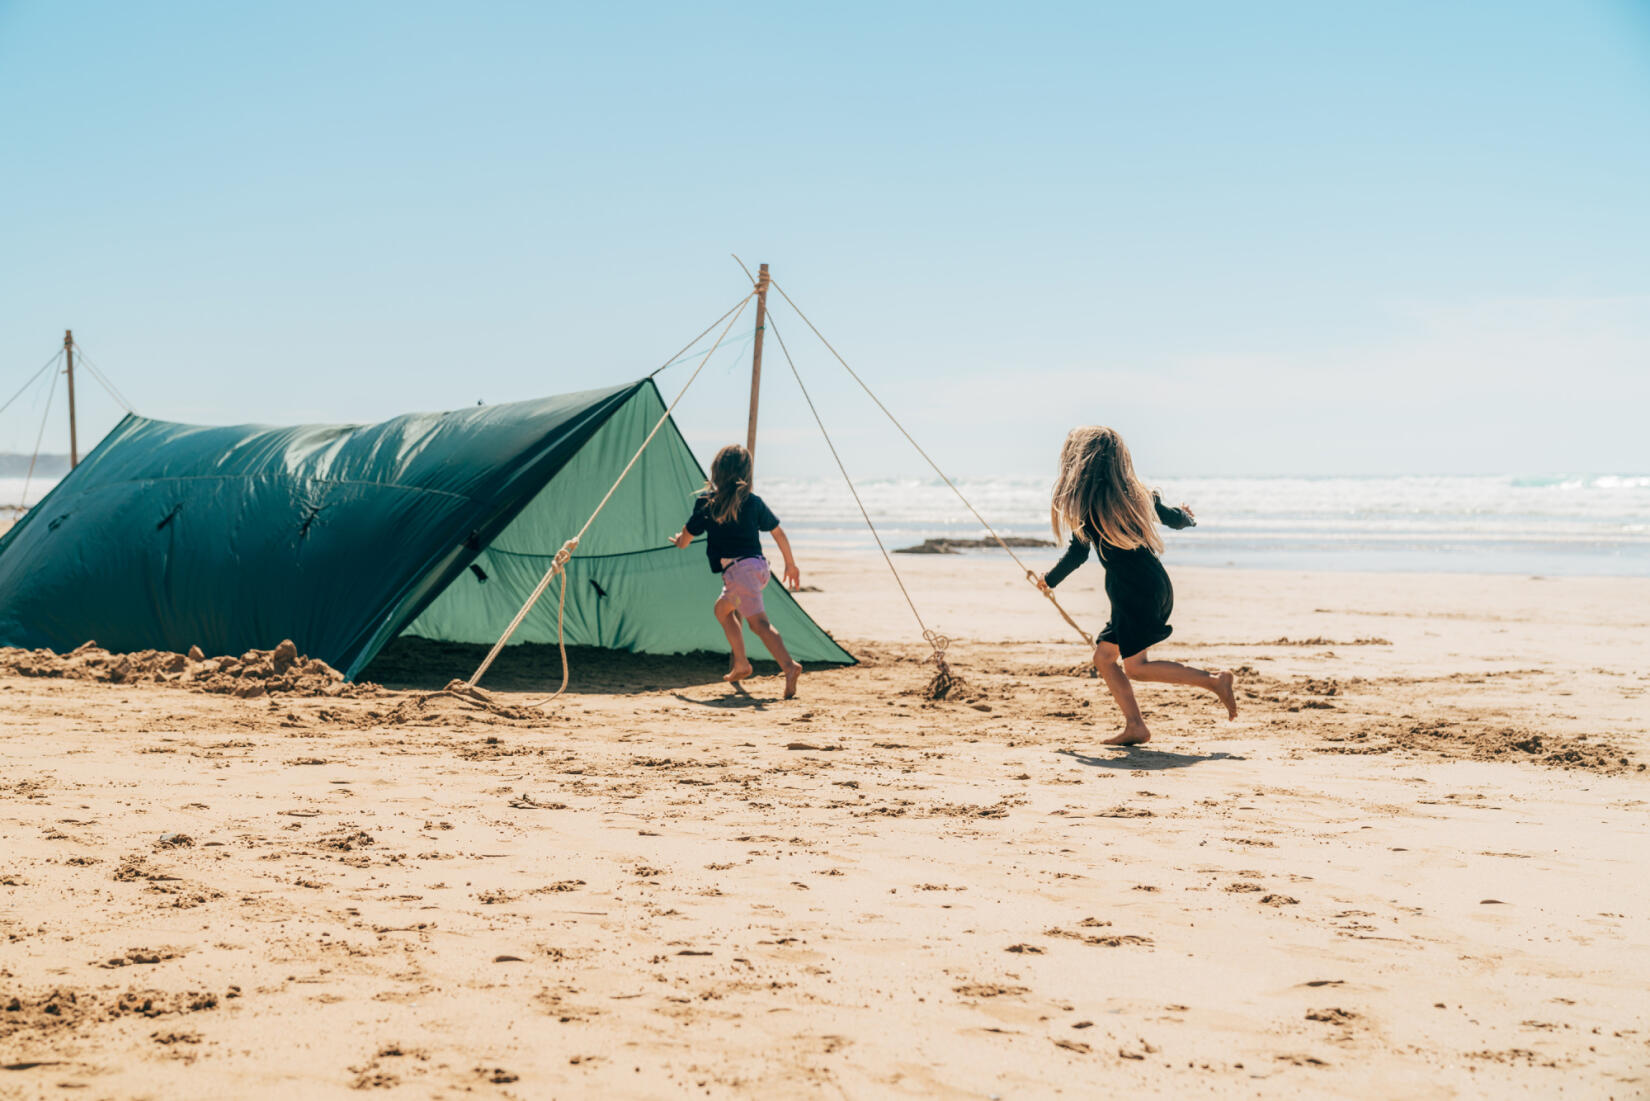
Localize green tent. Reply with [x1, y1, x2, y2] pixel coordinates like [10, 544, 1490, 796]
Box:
[0, 378, 852, 679]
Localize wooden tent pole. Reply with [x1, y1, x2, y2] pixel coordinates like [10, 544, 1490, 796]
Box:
[745, 263, 769, 480]
[64, 330, 78, 469]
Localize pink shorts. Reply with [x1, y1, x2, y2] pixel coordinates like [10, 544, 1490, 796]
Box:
[719, 556, 770, 616]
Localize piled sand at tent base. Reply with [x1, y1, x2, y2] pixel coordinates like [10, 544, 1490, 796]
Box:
[0, 640, 379, 698]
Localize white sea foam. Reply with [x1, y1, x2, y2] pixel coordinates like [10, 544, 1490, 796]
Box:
[0, 477, 56, 517]
[6, 472, 1646, 575]
[759, 473, 1650, 576]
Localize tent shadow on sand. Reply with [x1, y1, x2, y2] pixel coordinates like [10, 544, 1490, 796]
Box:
[362, 636, 786, 695]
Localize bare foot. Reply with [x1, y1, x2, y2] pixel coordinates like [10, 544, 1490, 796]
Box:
[783, 662, 803, 700]
[1214, 670, 1238, 719]
[1103, 721, 1151, 746]
[723, 663, 753, 684]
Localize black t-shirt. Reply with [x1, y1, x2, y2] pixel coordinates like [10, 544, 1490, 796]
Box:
[684, 493, 780, 574]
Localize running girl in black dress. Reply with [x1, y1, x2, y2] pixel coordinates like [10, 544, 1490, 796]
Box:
[1036, 426, 1237, 745]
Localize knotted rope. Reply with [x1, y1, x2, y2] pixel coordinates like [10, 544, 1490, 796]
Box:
[439, 536, 578, 713]
[921, 628, 962, 700]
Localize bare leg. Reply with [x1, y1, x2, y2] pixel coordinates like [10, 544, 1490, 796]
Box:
[715, 597, 752, 683]
[746, 613, 802, 699]
[1093, 642, 1150, 745]
[1122, 651, 1237, 719]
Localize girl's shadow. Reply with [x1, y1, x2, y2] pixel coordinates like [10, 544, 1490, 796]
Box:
[1056, 747, 1242, 772]
[669, 688, 771, 711]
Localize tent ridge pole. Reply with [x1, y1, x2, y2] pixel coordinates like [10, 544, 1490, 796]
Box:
[745, 263, 769, 482]
[64, 330, 78, 468]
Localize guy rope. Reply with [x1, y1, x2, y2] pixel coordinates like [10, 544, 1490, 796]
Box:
[446, 291, 755, 709]
[3, 335, 138, 515]
[764, 312, 960, 697]
[767, 278, 1093, 647]
[451, 264, 1094, 708]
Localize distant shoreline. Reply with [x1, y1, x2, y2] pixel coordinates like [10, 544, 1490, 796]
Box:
[0, 454, 69, 477]
[5, 468, 1646, 577]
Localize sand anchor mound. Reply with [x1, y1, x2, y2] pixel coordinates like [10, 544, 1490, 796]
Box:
[0, 640, 380, 699]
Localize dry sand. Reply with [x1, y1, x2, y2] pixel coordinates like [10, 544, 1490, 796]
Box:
[2, 552, 1647, 1099]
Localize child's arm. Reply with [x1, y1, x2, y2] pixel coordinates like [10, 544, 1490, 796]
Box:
[769, 525, 802, 590]
[1038, 534, 1088, 591]
[1152, 491, 1196, 530]
[672, 497, 709, 548]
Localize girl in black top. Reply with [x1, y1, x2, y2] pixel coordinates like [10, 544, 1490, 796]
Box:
[1037, 427, 1237, 745]
[671, 444, 804, 698]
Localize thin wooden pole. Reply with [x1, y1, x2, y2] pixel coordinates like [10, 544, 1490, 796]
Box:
[745, 263, 769, 479]
[64, 329, 78, 469]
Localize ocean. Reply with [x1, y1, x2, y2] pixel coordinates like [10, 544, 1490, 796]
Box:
[4, 473, 1646, 577]
[759, 473, 1650, 577]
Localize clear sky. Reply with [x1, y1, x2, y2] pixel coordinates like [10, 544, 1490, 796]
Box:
[2, 1, 1647, 479]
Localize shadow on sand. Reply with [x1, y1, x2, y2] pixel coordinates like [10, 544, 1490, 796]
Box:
[667, 688, 780, 712]
[1055, 746, 1243, 772]
[362, 637, 786, 695]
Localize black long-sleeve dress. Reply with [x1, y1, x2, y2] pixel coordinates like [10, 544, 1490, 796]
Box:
[1043, 493, 1195, 658]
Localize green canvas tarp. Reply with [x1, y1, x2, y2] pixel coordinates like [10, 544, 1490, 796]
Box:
[0, 379, 852, 679]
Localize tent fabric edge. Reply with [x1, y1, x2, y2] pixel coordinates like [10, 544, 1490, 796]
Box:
[336, 379, 649, 678]
[0, 411, 142, 560]
[640, 377, 856, 667]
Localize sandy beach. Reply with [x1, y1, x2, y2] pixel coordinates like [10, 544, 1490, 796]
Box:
[2, 552, 1647, 1098]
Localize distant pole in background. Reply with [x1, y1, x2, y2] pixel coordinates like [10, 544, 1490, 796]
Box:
[746, 263, 770, 481]
[64, 329, 78, 469]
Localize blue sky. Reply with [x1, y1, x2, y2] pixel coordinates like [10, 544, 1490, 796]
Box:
[2, 1, 1647, 478]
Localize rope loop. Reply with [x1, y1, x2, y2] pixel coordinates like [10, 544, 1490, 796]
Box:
[921, 628, 951, 662]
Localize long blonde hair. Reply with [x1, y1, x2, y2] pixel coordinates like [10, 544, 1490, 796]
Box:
[1050, 426, 1163, 556]
[704, 444, 753, 525]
